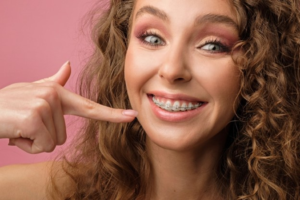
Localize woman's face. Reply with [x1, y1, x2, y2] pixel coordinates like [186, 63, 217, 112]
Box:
[125, 0, 240, 151]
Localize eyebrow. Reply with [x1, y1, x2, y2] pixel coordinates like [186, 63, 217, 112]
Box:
[135, 5, 169, 22]
[135, 5, 238, 31]
[196, 14, 238, 31]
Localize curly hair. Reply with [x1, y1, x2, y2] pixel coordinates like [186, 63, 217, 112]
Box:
[224, 0, 300, 199]
[49, 0, 300, 199]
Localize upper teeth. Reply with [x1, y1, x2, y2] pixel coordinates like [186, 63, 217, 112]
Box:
[152, 96, 203, 112]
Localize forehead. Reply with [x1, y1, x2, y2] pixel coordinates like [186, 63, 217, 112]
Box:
[132, 0, 237, 24]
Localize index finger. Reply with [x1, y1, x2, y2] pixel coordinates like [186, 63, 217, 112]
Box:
[59, 87, 137, 123]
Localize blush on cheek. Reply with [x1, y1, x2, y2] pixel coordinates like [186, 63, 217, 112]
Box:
[126, 43, 163, 78]
[124, 47, 147, 84]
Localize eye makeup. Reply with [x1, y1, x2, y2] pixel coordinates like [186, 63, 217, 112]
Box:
[132, 15, 239, 54]
[137, 30, 166, 48]
[198, 39, 231, 53]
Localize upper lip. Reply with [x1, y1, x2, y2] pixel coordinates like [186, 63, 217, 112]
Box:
[148, 91, 206, 102]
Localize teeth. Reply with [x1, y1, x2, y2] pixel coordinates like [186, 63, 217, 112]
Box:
[187, 102, 193, 110]
[180, 102, 187, 111]
[172, 101, 180, 112]
[166, 100, 171, 109]
[152, 96, 203, 112]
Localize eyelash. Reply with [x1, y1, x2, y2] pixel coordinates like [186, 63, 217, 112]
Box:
[137, 31, 231, 53]
[200, 39, 231, 53]
[137, 30, 165, 47]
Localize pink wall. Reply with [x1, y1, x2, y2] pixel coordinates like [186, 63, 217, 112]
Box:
[0, 1, 100, 166]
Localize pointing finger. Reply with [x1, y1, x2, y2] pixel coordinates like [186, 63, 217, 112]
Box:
[59, 88, 137, 122]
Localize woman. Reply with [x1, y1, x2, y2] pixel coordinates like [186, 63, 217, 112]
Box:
[0, 0, 299, 199]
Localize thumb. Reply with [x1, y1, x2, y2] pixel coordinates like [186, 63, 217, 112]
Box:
[35, 61, 71, 86]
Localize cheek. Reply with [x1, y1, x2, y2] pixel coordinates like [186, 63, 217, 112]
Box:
[212, 64, 240, 114]
[195, 58, 240, 102]
[214, 70, 239, 98]
[124, 48, 136, 88]
[124, 44, 164, 94]
[125, 49, 148, 90]
[219, 63, 240, 99]
[124, 45, 157, 108]
[124, 48, 137, 108]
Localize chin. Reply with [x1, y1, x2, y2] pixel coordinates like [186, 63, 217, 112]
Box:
[142, 123, 230, 153]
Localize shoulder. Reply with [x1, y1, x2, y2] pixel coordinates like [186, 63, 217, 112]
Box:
[0, 161, 71, 200]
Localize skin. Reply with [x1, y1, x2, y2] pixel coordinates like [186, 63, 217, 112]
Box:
[0, 0, 240, 199]
[0, 162, 70, 200]
[0, 61, 137, 153]
[0, 62, 137, 199]
[125, 0, 240, 199]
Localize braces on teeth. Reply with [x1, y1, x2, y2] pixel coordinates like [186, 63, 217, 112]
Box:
[152, 96, 203, 112]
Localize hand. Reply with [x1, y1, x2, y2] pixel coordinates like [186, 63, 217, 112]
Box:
[0, 61, 137, 154]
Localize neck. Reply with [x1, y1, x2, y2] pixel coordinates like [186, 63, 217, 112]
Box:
[145, 133, 227, 200]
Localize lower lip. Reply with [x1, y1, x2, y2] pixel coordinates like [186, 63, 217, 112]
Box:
[148, 95, 207, 122]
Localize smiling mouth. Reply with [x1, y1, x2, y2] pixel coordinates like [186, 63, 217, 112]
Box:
[151, 95, 204, 112]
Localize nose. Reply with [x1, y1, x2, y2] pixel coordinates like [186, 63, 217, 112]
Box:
[158, 47, 192, 84]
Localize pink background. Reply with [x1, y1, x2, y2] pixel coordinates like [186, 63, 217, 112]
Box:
[0, 1, 101, 166]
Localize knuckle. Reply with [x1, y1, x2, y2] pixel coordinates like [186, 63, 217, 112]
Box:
[14, 127, 34, 141]
[43, 81, 58, 88]
[84, 98, 95, 110]
[83, 99, 98, 118]
[32, 140, 56, 153]
[14, 128, 24, 138]
[47, 88, 59, 103]
[39, 84, 59, 100]
[45, 140, 56, 152]
[34, 99, 49, 110]
[31, 143, 44, 154]
[31, 100, 51, 118]
[44, 133, 57, 152]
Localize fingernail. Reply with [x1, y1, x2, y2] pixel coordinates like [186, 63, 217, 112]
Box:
[65, 60, 70, 66]
[122, 110, 138, 117]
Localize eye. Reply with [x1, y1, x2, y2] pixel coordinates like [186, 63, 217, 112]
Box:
[138, 31, 165, 47]
[144, 35, 163, 46]
[199, 40, 230, 53]
[202, 44, 222, 51]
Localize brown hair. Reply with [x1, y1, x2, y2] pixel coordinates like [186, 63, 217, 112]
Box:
[224, 0, 300, 199]
[49, 0, 300, 199]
